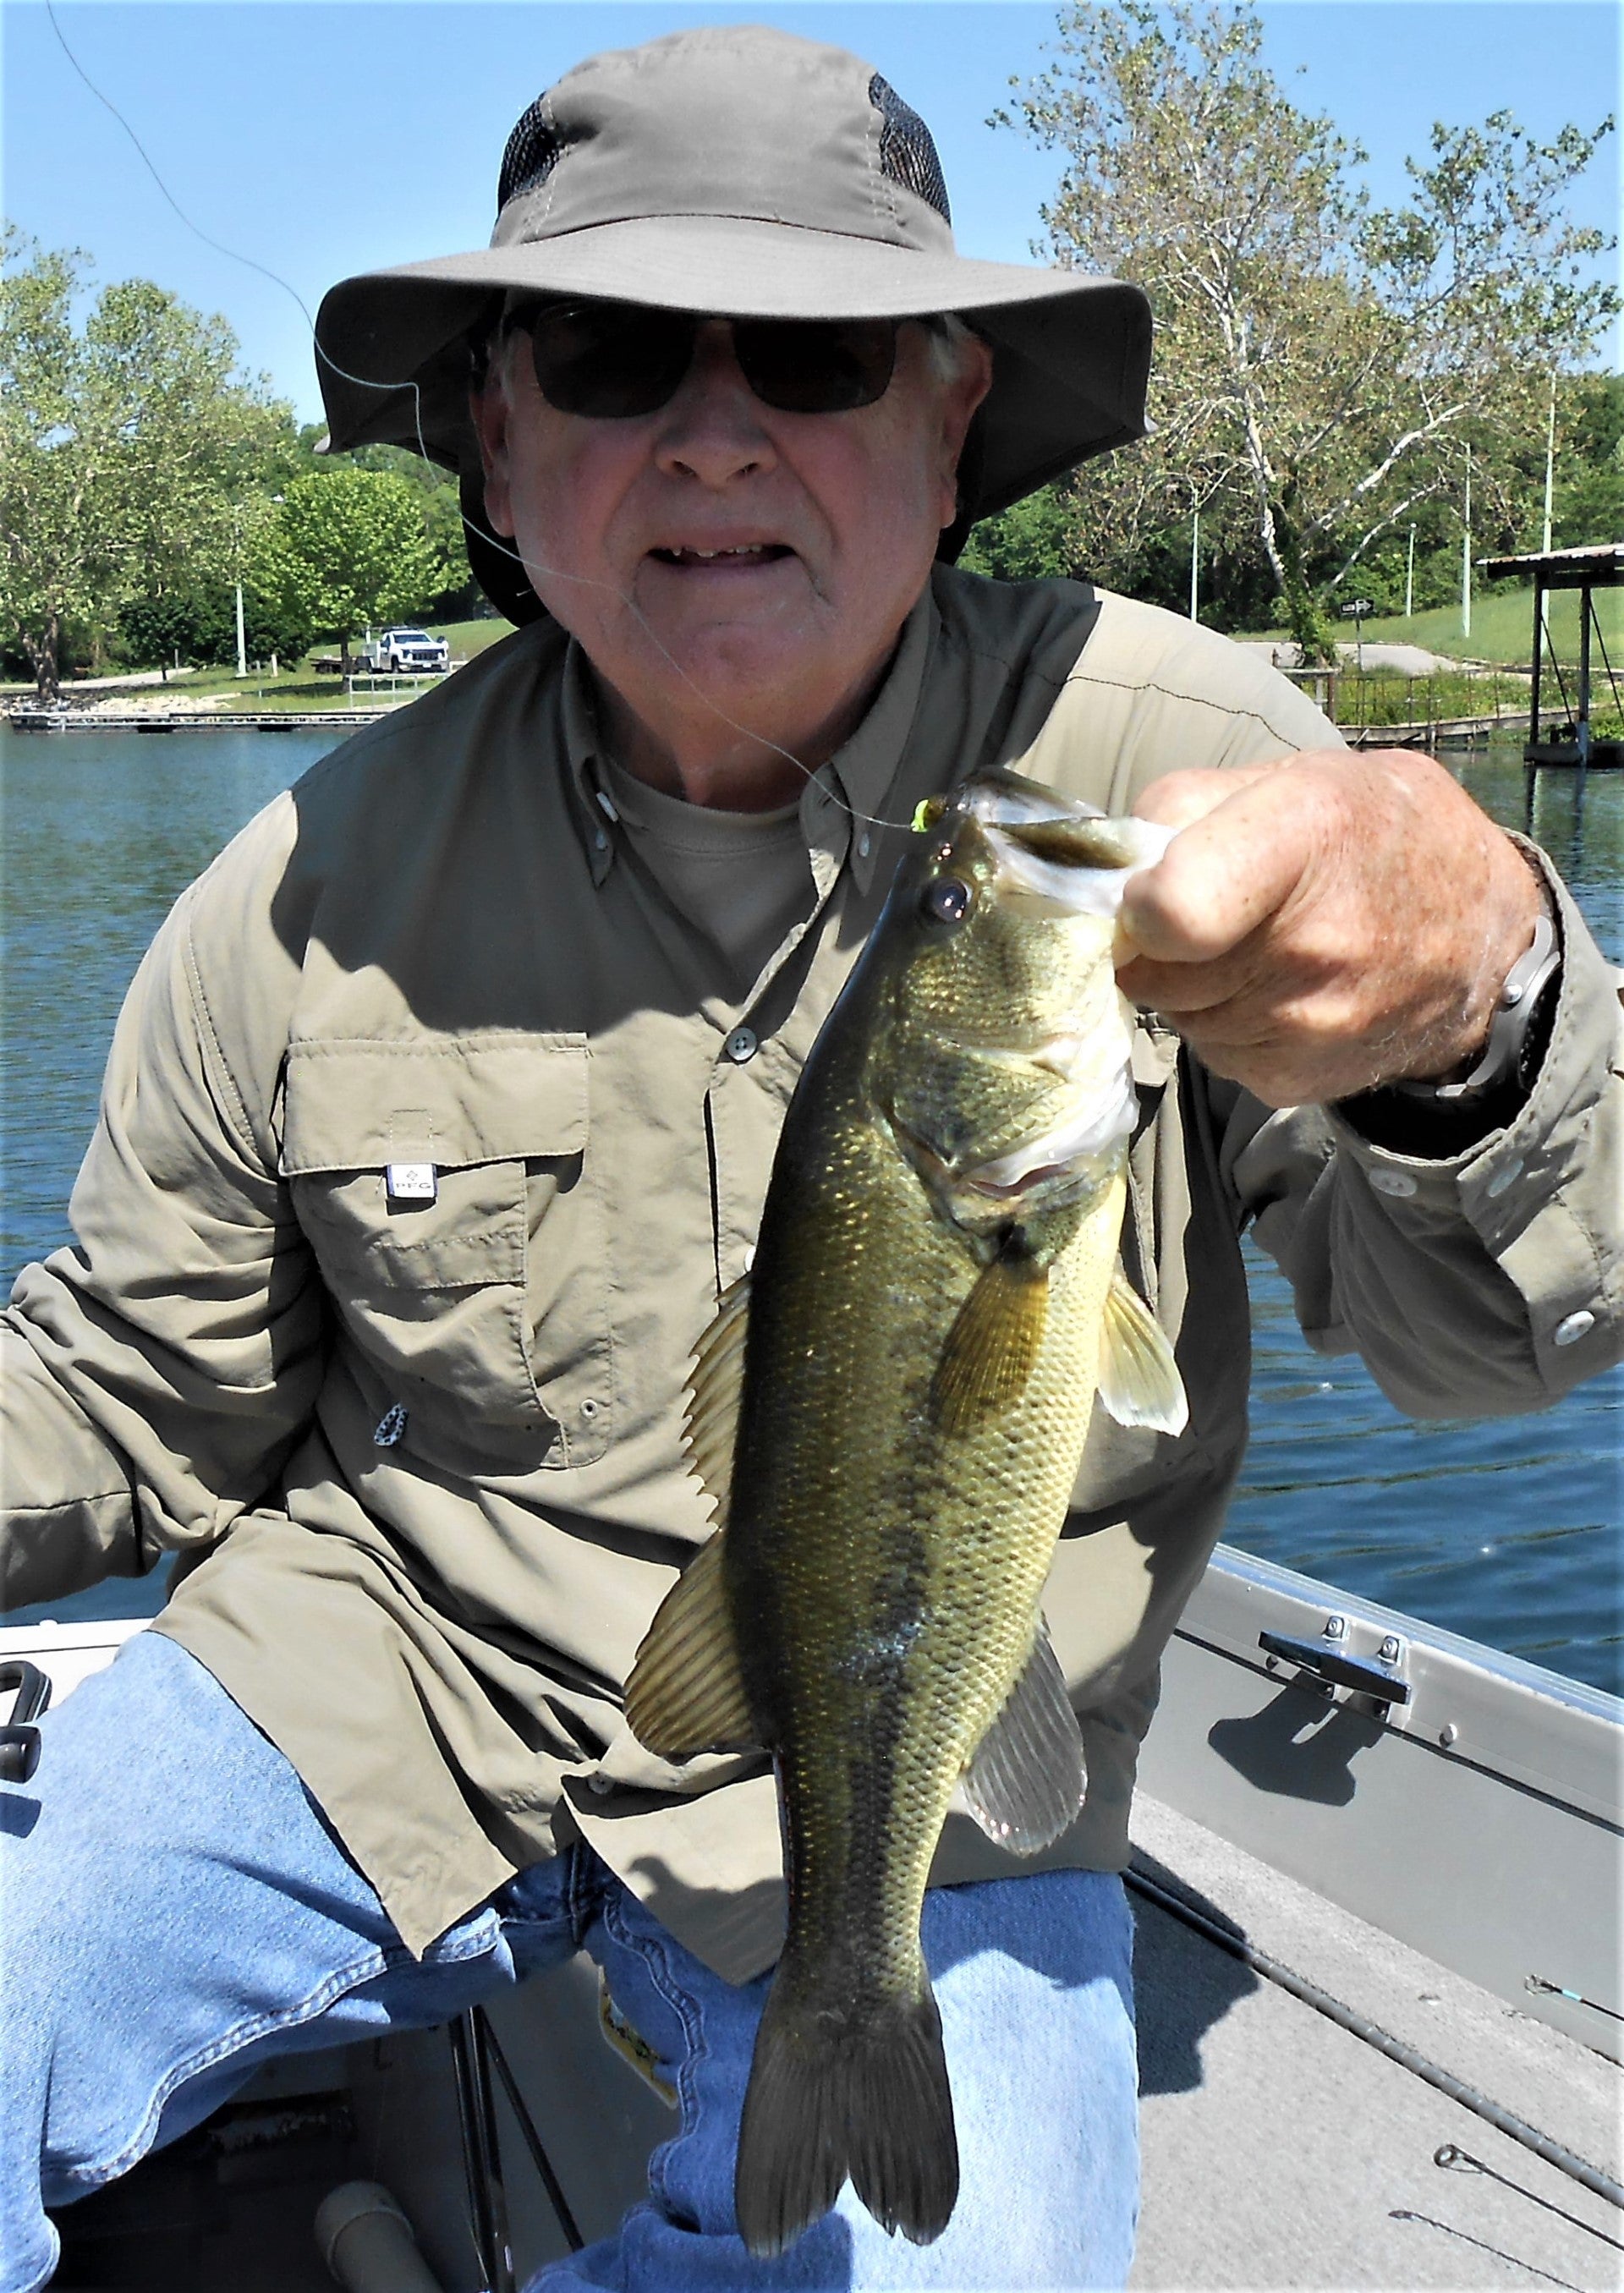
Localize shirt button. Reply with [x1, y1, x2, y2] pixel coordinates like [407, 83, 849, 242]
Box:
[1485, 1158, 1524, 1199]
[724, 1026, 758, 1064]
[1369, 1168, 1418, 1198]
[1553, 1310, 1595, 1347]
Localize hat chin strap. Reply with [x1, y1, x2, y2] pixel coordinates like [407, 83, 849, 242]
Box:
[459, 471, 551, 628]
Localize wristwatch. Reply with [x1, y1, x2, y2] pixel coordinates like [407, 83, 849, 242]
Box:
[1389, 896, 1561, 1107]
[1337, 886, 1562, 1155]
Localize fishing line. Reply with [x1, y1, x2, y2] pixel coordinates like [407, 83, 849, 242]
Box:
[40, 0, 919, 836]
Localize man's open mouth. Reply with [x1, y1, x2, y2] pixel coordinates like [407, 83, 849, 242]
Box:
[648, 544, 795, 568]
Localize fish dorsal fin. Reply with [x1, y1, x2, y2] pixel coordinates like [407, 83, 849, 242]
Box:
[962, 1621, 1085, 1853]
[624, 1531, 758, 1758]
[1097, 1267, 1189, 1435]
[930, 1250, 1048, 1434]
[682, 1270, 752, 1529]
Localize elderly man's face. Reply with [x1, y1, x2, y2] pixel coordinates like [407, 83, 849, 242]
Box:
[472, 315, 991, 804]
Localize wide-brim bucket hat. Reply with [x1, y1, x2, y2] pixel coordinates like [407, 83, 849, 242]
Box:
[315, 24, 1152, 623]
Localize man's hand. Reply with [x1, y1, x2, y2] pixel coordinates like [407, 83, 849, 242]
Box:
[1116, 749, 1545, 1109]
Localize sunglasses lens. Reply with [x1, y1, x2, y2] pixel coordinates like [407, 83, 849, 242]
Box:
[519, 305, 901, 419]
[736, 319, 898, 413]
[527, 304, 694, 419]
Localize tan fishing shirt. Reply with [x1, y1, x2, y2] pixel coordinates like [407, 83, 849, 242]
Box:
[4, 568, 1620, 1980]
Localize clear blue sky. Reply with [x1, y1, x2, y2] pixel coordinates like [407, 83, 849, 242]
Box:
[3, 1, 1618, 425]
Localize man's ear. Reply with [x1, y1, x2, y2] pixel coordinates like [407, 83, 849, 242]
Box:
[935, 333, 995, 533]
[469, 368, 517, 540]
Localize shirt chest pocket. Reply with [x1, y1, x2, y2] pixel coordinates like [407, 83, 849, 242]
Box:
[279, 1035, 615, 1468]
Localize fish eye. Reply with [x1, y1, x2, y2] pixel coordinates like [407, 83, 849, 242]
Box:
[920, 876, 971, 926]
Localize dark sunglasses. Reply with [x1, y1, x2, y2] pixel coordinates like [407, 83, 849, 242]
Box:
[510, 300, 903, 420]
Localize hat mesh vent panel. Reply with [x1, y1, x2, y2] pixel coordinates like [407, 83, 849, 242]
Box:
[498, 99, 569, 212]
[867, 74, 952, 227]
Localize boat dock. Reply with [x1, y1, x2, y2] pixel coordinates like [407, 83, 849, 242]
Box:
[7, 709, 393, 734]
[1343, 710, 1529, 751]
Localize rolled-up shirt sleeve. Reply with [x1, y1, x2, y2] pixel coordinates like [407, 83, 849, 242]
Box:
[2, 798, 323, 1610]
[1219, 849, 1622, 1419]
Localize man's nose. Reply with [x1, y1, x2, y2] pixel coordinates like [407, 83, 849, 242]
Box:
[653, 322, 777, 485]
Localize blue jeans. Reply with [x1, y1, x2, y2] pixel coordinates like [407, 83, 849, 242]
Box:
[0, 1632, 1138, 2291]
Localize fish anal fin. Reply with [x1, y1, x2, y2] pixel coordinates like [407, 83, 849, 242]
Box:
[962, 1621, 1085, 1855]
[625, 1533, 757, 1759]
[930, 1252, 1048, 1434]
[682, 1270, 751, 1529]
[1097, 1267, 1188, 1435]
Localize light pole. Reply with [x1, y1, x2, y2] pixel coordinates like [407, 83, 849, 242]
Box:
[1189, 498, 1200, 623]
[1460, 445, 1473, 644]
[1404, 524, 1416, 623]
[231, 502, 247, 678]
[1539, 372, 1556, 672]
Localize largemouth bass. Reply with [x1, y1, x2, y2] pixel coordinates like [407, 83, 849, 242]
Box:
[625, 769, 1188, 2256]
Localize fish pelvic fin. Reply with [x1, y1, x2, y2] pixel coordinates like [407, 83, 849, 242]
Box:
[735, 1969, 958, 2257]
[962, 1619, 1086, 1854]
[930, 1242, 1048, 1434]
[1097, 1266, 1189, 1435]
[682, 1270, 752, 1529]
[624, 1532, 758, 1758]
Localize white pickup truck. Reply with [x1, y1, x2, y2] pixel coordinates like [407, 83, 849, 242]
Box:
[360, 627, 452, 675]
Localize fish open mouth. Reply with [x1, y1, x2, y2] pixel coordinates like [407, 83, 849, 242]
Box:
[962, 1078, 1140, 1196]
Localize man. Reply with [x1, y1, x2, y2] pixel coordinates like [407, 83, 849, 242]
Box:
[3, 25, 1618, 2292]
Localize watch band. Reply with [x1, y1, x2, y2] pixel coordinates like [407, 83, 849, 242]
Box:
[1391, 901, 1561, 1105]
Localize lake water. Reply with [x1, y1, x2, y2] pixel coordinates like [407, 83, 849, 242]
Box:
[2, 727, 1619, 1692]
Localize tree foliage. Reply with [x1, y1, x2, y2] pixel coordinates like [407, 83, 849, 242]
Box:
[993, 2, 1617, 650]
[250, 467, 447, 670]
[0, 232, 288, 698]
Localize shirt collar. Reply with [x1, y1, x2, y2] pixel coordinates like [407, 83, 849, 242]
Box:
[799, 586, 936, 897]
[560, 584, 939, 897]
[561, 650, 619, 886]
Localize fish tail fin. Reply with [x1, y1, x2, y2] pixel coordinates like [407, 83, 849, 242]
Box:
[734, 1968, 958, 2257]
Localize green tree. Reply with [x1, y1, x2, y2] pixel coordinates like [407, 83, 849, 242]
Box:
[996, 3, 1617, 654]
[0, 233, 288, 699]
[1552, 374, 1624, 546]
[251, 467, 447, 673]
[959, 483, 1091, 583]
[272, 423, 480, 621]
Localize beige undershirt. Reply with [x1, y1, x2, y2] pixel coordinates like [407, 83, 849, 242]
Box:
[597, 751, 816, 1001]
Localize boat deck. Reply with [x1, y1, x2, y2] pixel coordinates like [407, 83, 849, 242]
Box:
[1130, 1797, 1620, 2292]
[47, 1788, 1621, 2291]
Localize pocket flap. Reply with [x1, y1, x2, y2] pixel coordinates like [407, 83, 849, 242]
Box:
[280, 1034, 588, 1176]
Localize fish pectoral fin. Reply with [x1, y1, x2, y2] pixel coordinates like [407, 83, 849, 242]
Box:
[1096, 1267, 1189, 1435]
[682, 1270, 751, 1529]
[624, 1532, 758, 1759]
[929, 1248, 1048, 1434]
[961, 1621, 1085, 1855]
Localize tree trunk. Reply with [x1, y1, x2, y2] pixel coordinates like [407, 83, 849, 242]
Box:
[1273, 493, 1338, 668]
[25, 614, 62, 705]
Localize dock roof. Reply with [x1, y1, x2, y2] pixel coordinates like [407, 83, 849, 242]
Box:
[1478, 541, 1624, 590]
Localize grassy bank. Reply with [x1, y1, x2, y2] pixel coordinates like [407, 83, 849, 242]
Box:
[1240, 581, 1623, 667]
